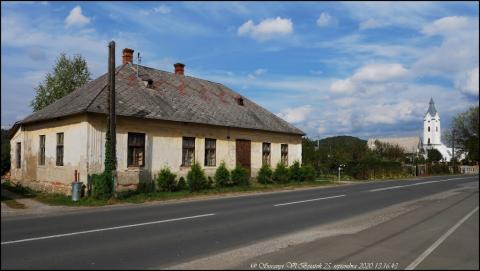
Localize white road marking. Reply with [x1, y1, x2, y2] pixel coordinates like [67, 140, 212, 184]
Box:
[405, 206, 479, 270]
[274, 195, 346, 207]
[1, 213, 215, 245]
[368, 177, 475, 193]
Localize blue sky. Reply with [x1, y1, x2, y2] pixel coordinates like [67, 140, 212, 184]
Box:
[1, 1, 478, 140]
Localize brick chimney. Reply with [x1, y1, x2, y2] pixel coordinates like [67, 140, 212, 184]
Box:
[174, 63, 185, 75]
[122, 48, 134, 64]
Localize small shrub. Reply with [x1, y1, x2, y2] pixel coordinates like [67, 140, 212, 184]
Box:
[300, 165, 316, 182]
[231, 165, 250, 186]
[289, 161, 302, 182]
[257, 164, 273, 184]
[92, 172, 113, 199]
[273, 162, 289, 184]
[177, 176, 188, 191]
[187, 163, 208, 192]
[207, 176, 214, 189]
[156, 167, 177, 192]
[214, 161, 231, 187]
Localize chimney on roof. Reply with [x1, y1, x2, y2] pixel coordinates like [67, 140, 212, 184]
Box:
[122, 48, 134, 64]
[174, 63, 185, 75]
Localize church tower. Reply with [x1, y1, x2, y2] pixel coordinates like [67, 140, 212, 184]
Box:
[423, 98, 441, 146]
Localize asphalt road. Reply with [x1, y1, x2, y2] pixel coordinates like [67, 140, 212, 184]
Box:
[1, 175, 478, 270]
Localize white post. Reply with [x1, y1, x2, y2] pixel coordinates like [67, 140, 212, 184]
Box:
[338, 167, 341, 182]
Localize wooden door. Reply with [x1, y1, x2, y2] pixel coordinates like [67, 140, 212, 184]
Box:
[236, 139, 251, 176]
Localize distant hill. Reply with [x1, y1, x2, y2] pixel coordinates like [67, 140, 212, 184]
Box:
[316, 135, 367, 149]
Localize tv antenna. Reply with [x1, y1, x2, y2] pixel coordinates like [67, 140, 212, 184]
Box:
[137, 52, 142, 77]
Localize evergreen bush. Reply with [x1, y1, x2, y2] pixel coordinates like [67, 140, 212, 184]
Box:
[289, 161, 302, 182]
[156, 167, 177, 192]
[257, 164, 273, 184]
[207, 176, 214, 189]
[92, 172, 112, 199]
[300, 164, 316, 182]
[231, 165, 250, 186]
[214, 161, 231, 187]
[177, 176, 188, 191]
[186, 163, 208, 192]
[272, 162, 289, 183]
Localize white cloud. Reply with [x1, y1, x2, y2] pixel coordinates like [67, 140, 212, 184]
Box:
[334, 97, 355, 107]
[141, 5, 171, 15]
[254, 68, 267, 76]
[237, 17, 293, 41]
[352, 63, 409, 82]
[342, 2, 443, 30]
[413, 16, 479, 98]
[316, 12, 332, 27]
[422, 16, 470, 36]
[153, 5, 171, 14]
[330, 63, 409, 93]
[455, 67, 479, 96]
[276, 105, 313, 123]
[65, 6, 91, 28]
[331, 79, 354, 94]
[359, 18, 386, 30]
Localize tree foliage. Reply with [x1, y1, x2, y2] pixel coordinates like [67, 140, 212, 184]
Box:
[302, 136, 370, 175]
[372, 140, 406, 162]
[427, 148, 443, 162]
[444, 106, 479, 163]
[1, 129, 10, 176]
[31, 53, 91, 112]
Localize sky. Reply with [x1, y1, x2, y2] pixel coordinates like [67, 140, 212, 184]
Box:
[1, 1, 479, 140]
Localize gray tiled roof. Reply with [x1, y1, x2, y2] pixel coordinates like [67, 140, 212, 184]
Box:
[425, 98, 437, 117]
[19, 64, 305, 135]
[367, 136, 422, 154]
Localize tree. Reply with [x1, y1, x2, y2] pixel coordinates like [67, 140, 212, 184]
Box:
[31, 53, 91, 112]
[1, 129, 10, 176]
[373, 140, 406, 162]
[444, 106, 479, 163]
[427, 148, 443, 162]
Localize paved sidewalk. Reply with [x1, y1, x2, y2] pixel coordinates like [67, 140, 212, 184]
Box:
[1, 188, 78, 218]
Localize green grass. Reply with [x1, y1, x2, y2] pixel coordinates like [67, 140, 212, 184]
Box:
[2, 179, 335, 207]
[34, 193, 117, 207]
[1, 195, 27, 209]
[118, 179, 336, 204]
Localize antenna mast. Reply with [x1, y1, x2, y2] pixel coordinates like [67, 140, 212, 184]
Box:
[137, 52, 141, 77]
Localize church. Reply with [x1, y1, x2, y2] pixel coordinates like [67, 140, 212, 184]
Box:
[422, 98, 453, 161]
[368, 98, 453, 161]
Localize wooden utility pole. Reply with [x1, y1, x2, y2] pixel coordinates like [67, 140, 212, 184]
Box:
[107, 41, 117, 198]
[452, 130, 455, 173]
[108, 41, 117, 169]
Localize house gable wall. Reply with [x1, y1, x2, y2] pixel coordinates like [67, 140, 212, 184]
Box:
[10, 115, 88, 194]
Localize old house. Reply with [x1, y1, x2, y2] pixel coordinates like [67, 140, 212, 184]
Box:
[9, 48, 304, 194]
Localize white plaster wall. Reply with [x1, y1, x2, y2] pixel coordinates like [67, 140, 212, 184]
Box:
[9, 115, 89, 188]
[86, 114, 302, 183]
[10, 128, 24, 181]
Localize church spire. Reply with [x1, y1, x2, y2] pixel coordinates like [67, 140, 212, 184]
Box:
[426, 97, 437, 117]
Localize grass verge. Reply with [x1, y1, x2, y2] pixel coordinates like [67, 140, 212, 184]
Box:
[2, 179, 335, 207]
[1, 194, 27, 209]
